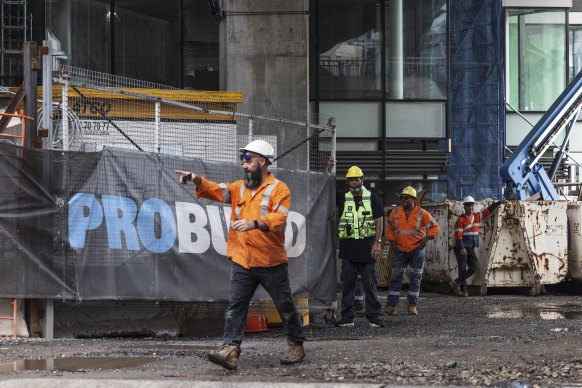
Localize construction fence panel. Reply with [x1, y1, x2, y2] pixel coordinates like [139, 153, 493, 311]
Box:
[0, 143, 337, 305]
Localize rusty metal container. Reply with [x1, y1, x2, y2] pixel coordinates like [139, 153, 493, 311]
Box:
[423, 200, 568, 295]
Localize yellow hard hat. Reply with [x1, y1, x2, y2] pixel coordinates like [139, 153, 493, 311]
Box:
[401, 186, 417, 198]
[346, 165, 364, 178]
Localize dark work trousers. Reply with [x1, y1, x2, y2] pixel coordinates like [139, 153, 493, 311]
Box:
[354, 264, 378, 309]
[454, 246, 479, 290]
[223, 262, 306, 346]
[340, 260, 381, 321]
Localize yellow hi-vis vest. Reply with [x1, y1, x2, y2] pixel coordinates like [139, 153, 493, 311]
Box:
[338, 190, 376, 239]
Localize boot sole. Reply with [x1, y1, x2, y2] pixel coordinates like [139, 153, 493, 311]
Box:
[280, 354, 306, 365]
[208, 353, 237, 370]
[334, 323, 354, 327]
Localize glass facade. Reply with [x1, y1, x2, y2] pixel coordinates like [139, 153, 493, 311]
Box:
[182, 0, 219, 90]
[317, 0, 382, 99]
[385, 0, 447, 100]
[113, 0, 180, 86]
[506, 9, 567, 111]
[312, 0, 449, 203]
[45, 0, 219, 89]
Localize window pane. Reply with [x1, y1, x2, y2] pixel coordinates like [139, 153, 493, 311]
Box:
[384, 180, 447, 206]
[319, 102, 381, 137]
[385, 0, 447, 100]
[46, 0, 111, 73]
[183, 0, 219, 90]
[114, 0, 181, 86]
[317, 0, 382, 99]
[386, 102, 445, 138]
[507, 9, 566, 111]
[569, 11, 582, 81]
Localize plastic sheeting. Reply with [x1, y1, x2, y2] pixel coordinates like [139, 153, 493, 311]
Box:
[0, 143, 336, 304]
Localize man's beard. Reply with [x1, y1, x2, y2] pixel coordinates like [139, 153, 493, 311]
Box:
[349, 185, 363, 194]
[402, 201, 414, 210]
[245, 168, 262, 189]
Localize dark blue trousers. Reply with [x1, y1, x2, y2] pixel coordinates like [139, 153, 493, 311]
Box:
[223, 262, 306, 346]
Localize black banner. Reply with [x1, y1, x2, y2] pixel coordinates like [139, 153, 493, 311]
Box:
[0, 143, 336, 303]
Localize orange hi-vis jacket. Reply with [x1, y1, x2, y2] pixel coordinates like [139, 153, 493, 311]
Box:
[386, 204, 440, 253]
[195, 173, 290, 269]
[454, 208, 491, 249]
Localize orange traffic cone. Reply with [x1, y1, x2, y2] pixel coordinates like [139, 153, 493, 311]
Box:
[245, 308, 269, 333]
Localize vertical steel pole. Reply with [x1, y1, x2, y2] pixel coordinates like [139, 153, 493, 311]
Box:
[248, 116, 254, 144]
[42, 41, 53, 149]
[61, 79, 69, 151]
[155, 100, 161, 153]
[23, 41, 38, 148]
[43, 300, 54, 340]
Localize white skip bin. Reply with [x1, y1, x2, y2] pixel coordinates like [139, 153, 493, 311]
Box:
[423, 200, 568, 295]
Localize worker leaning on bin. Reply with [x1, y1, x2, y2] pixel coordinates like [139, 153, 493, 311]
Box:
[384, 186, 440, 316]
[450, 196, 506, 297]
[175, 139, 306, 371]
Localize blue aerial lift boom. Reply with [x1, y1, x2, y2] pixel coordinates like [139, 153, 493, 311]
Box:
[500, 70, 582, 200]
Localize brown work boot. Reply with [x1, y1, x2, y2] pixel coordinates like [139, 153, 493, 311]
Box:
[407, 304, 418, 315]
[355, 306, 366, 317]
[208, 344, 240, 370]
[280, 340, 305, 365]
[462, 290, 469, 298]
[449, 279, 463, 296]
[383, 305, 396, 316]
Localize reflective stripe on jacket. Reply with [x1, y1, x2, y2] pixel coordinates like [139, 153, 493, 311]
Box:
[386, 204, 440, 252]
[195, 173, 289, 269]
[338, 190, 376, 239]
[454, 208, 491, 249]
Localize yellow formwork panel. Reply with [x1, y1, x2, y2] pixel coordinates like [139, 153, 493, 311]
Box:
[8, 87, 243, 122]
[258, 298, 309, 327]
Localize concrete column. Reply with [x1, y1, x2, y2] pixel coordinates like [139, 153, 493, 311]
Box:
[220, 0, 309, 170]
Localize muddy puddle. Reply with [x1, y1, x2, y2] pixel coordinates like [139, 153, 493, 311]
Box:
[487, 304, 582, 320]
[125, 344, 215, 351]
[0, 357, 158, 373]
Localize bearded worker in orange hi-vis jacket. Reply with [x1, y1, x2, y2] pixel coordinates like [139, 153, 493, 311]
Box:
[383, 186, 440, 316]
[176, 139, 305, 371]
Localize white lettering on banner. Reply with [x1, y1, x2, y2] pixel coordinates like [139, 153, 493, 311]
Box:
[207, 205, 228, 256]
[175, 202, 211, 254]
[285, 211, 306, 257]
[68, 193, 307, 257]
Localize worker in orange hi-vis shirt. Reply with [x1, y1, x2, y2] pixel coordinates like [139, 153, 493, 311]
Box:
[384, 186, 440, 316]
[450, 196, 506, 297]
[176, 139, 305, 371]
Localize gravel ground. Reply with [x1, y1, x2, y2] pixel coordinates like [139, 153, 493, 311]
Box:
[1, 291, 582, 387]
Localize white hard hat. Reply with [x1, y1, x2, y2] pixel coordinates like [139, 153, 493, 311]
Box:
[239, 140, 275, 161]
[463, 196, 475, 205]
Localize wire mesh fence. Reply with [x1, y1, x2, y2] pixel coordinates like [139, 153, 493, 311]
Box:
[39, 65, 338, 312]
[49, 65, 335, 172]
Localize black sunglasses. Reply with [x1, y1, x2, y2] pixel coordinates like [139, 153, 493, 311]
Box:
[400, 196, 412, 201]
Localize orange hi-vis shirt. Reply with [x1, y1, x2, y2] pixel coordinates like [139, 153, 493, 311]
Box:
[454, 208, 491, 249]
[386, 204, 440, 253]
[195, 173, 290, 269]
